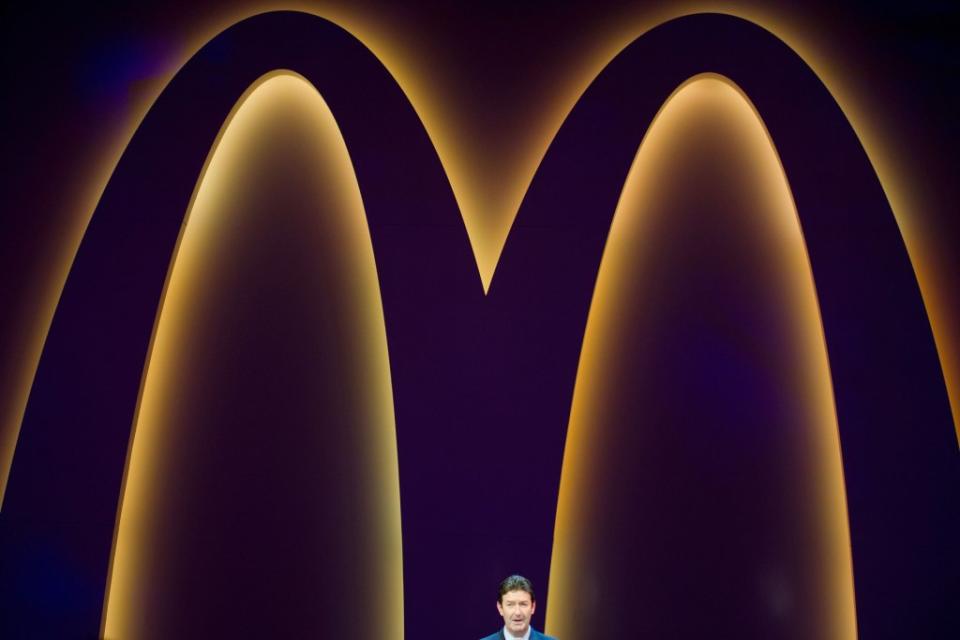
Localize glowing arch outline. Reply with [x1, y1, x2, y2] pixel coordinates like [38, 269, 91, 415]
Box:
[0, 11, 955, 638]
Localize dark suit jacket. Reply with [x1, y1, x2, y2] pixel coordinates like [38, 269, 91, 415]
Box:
[479, 628, 556, 640]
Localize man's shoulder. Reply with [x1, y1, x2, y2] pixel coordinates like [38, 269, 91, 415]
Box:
[478, 630, 557, 640]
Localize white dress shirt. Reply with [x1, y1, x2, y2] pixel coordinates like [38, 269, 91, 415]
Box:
[503, 625, 532, 640]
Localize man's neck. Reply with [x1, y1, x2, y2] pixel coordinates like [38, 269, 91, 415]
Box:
[503, 625, 531, 640]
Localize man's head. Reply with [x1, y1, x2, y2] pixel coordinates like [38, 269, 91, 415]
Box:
[496, 575, 536, 638]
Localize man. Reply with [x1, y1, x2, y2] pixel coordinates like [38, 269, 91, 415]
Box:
[480, 574, 557, 640]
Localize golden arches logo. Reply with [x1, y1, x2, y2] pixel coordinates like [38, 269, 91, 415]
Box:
[0, 11, 956, 639]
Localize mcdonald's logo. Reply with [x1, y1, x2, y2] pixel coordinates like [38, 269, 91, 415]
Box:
[1, 10, 957, 639]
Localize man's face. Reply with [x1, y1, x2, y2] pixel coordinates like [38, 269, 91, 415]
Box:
[497, 589, 536, 637]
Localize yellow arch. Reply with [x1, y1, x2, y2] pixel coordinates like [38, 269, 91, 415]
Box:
[102, 73, 402, 638]
[549, 74, 855, 639]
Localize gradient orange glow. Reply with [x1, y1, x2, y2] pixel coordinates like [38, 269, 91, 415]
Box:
[101, 73, 402, 637]
[547, 75, 856, 638]
[3, 2, 955, 513]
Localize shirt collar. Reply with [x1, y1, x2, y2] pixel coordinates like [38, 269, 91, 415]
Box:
[503, 625, 532, 640]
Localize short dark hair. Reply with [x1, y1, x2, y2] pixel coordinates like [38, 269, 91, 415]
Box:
[498, 574, 535, 603]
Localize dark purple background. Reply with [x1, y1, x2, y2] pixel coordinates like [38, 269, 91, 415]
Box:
[1, 3, 958, 639]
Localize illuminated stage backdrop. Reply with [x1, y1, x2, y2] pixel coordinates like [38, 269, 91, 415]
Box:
[1, 9, 957, 640]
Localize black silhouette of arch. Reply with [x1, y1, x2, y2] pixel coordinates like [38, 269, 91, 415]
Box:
[0, 11, 955, 638]
[494, 14, 958, 638]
